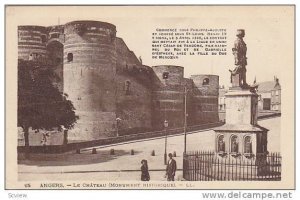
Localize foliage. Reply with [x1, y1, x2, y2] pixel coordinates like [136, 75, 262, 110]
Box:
[18, 59, 78, 138]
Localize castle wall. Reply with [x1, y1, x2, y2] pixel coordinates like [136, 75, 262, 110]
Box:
[152, 65, 185, 129]
[183, 78, 196, 126]
[63, 21, 118, 140]
[18, 26, 47, 60]
[190, 75, 219, 124]
[46, 40, 64, 92]
[115, 38, 153, 134]
[17, 21, 221, 142]
[46, 25, 65, 92]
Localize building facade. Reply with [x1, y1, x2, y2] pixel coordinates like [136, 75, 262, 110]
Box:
[257, 77, 281, 112]
[18, 20, 219, 142]
[218, 86, 227, 122]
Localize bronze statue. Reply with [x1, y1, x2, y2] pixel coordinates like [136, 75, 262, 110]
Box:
[229, 29, 248, 88]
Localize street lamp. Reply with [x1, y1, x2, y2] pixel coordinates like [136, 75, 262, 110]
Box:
[184, 86, 187, 154]
[164, 119, 168, 165]
[116, 117, 122, 137]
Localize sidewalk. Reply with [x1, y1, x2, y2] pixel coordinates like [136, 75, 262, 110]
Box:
[19, 170, 183, 181]
[18, 117, 280, 181]
[18, 130, 206, 181]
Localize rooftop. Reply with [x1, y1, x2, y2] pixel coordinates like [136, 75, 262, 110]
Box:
[214, 124, 269, 132]
[257, 80, 280, 93]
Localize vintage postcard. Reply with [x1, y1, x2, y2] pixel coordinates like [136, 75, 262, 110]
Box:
[5, 5, 295, 189]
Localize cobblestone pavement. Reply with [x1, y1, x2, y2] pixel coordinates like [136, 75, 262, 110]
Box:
[18, 117, 280, 181]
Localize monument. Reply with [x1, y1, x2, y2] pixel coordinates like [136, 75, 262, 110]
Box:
[182, 29, 280, 181]
[229, 29, 249, 89]
[214, 29, 268, 158]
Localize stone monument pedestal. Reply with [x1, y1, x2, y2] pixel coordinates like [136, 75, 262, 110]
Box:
[214, 29, 268, 158]
[214, 88, 268, 158]
[231, 74, 241, 88]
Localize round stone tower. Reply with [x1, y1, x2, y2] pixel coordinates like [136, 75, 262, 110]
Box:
[152, 65, 185, 129]
[190, 74, 219, 124]
[18, 26, 47, 60]
[63, 20, 117, 140]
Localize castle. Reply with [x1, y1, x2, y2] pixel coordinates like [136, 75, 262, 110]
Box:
[18, 20, 219, 141]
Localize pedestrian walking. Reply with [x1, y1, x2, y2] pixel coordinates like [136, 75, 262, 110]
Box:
[165, 153, 177, 181]
[141, 159, 150, 181]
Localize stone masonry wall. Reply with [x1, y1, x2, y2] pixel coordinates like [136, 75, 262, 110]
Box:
[115, 38, 153, 134]
[63, 21, 117, 140]
[18, 26, 47, 60]
[190, 75, 219, 124]
[17, 21, 220, 142]
[152, 65, 185, 129]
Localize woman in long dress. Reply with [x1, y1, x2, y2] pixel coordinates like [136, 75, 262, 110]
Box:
[141, 159, 150, 181]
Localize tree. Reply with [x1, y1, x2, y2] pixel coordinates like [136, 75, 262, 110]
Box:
[18, 59, 78, 155]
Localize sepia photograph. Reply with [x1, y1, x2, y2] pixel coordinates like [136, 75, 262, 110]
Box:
[5, 5, 295, 190]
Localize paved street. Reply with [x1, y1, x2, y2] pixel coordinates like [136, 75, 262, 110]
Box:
[18, 117, 280, 181]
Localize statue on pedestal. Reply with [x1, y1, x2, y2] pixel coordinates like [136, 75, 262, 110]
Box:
[229, 29, 248, 88]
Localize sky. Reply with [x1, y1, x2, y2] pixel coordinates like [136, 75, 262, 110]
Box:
[8, 6, 294, 87]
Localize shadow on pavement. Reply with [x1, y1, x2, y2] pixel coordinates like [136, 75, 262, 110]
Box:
[18, 149, 142, 166]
